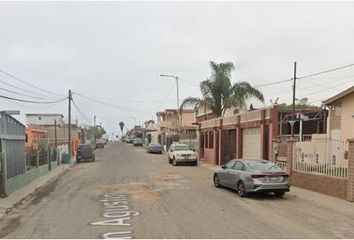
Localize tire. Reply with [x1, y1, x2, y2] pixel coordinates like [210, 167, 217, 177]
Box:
[92, 155, 95, 162]
[213, 174, 220, 188]
[172, 158, 177, 166]
[168, 155, 172, 164]
[76, 159, 80, 164]
[194, 161, 198, 166]
[237, 181, 247, 197]
[274, 191, 285, 197]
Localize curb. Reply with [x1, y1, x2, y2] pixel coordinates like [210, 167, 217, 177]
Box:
[0, 164, 72, 220]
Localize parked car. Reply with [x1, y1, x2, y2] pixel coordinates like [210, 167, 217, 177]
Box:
[133, 138, 143, 146]
[95, 141, 105, 149]
[147, 143, 162, 154]
[126, 138, 134, 144]
[213, 159, 290, 197]
[76, 144, 95, 163]
[167, 143, 197, 166]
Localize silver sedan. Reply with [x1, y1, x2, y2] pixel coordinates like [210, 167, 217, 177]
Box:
[213, 159, 290, 197]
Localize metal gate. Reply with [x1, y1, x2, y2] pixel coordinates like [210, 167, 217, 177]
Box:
[0, 112, 26, 195]
[222, 129, 236, 165]
[242, 128, 261, 160]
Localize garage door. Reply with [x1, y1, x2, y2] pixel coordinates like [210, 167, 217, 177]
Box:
[242, 128, 261, 160]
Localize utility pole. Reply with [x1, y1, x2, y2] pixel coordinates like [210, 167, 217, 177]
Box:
[94, 115, 96, 127]
[68, 89, 72, 165]
[291, 62, 297, 139]
[160, 74, 180, 135]
[54, 119, 57, 148]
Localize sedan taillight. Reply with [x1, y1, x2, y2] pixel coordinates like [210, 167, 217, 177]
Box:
[251, 174, 266, 178]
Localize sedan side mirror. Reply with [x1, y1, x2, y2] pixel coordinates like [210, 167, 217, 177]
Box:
[221, 165, 226, 169]
[170, 149, 173, 152]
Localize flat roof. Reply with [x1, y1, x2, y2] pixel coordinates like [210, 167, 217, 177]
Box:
[323, 85, 354, 105]
[26, 113, 64, 117]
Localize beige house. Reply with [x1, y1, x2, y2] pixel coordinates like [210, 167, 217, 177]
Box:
[151, 109, 197, 149]
[323, 86, 354, 142]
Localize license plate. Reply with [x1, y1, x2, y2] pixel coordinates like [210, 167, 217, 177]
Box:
[270, 177, 280, 181]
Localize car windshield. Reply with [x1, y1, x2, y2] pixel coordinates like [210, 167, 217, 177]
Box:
[150, 144, 161, 147]
[174, 145, 190, 151]
[135, 139, 142, 142]
[247, 161, 281, 171]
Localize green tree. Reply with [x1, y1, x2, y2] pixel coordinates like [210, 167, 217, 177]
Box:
[180, 61, 264, 117]
[87, 126, 106, 140]
[119, 121, 124, 136]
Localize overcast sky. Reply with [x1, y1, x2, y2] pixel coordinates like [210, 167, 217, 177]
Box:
[1, 1, 354, 137]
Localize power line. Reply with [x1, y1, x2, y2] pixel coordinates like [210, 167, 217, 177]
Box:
[72, 99, 92, 124]
[0, 97, 67, 109]
[252, 63, 354, 89]
[73, 92, 155, 114]
[298, 78, 354, 98]
[71, 93, 176, 104]
[0, 79, 62, 100]
[298, 63, 354, 80]
[300, 74, 354, 80]
[0, 86, 62, 100]
[0, 68, 66, 98]
[0, 94, 67, 104]
[157, 81, 176, 112]
[179, 78, 200, 88]
[254, 78, 293, 88]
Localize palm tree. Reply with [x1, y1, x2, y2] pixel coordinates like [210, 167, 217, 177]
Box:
[180, 61, 264, 117]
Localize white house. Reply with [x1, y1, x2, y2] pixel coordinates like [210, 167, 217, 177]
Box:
[26, 113, 64, 126]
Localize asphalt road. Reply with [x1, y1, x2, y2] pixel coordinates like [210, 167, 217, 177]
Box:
[2, 142, 354, 238]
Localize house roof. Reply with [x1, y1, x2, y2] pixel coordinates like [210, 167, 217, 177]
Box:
[323, 86, 354, 105]
[26, 113, 64, 117]
[157, 109, 195, 116]
[26, 127, 47, 133]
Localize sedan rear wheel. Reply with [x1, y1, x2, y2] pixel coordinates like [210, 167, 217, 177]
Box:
[213, 174, 220, 188]
[237, 181, 247, 197]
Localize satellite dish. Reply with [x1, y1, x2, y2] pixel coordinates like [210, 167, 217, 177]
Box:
[270, 97, 279, 106]
[274, 97, 279, 105]
[299, 97, 308, 105]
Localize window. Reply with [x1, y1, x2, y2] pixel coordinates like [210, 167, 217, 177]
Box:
[175, 145, 190, 151]
[25, 134, 28, 143]
[225, 160, 236, 169]
[247, 161, 280, 171]
[38, 116, 42, 120]
[205, 132, 209, 149]
[209, 131, 214, 148]
[233, 161, 245, 171]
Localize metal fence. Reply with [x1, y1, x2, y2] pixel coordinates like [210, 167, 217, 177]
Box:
[0, 112, 26, 178]
[293, 138, 349, 178]
[276, 160, 288, 172]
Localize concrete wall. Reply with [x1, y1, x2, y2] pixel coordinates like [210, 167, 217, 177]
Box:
[341, 93, 354, 142]
[291, 171, 347, 199]
[26, 115, 63, 125]
[6, 164, 50, 194]
[203, 148, 215, 165]
[181, 111, 196, 127]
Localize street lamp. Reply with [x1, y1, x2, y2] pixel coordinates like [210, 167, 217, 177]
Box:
[160, 74, 180, 135]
